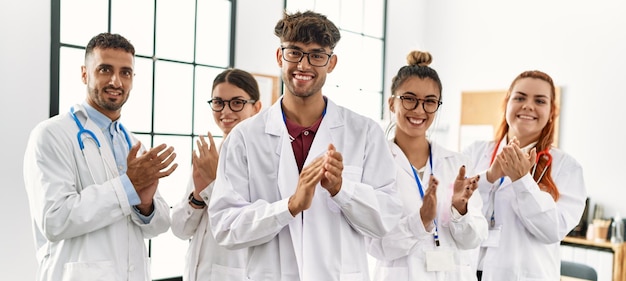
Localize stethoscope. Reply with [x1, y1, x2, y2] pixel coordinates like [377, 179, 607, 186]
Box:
[70, 106, 132, 151]
[409, 142, 440, 246]
[70, 106, 133, 183]
[485, 139, 552, 228]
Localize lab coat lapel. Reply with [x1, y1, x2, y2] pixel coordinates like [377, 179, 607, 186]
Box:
[389, 141, 422, 208]
[266, 99, 304, 275]
[266, 98, 300, 200]
[301, 100, 342, 280]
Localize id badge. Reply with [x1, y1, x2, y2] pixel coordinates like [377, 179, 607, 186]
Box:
[425, 250, 455, 272]
[482, 225, 502, 247]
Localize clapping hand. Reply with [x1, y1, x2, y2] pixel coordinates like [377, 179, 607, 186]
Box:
[451, 165, 479, 215]
[127, 141, 178, 215]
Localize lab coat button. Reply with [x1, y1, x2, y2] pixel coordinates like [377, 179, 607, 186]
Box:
[129, 265, 135, 271]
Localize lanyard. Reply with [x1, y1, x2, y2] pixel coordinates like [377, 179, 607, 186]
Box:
[410, 143, 439, 246]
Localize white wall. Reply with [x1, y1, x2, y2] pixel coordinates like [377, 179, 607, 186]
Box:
[3, 0, 625, 278]
[0, 0, 49, 279]
[417, 0, 626, 219]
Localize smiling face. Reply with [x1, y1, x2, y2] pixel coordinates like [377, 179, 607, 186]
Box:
[82, 47, 134, 121]
[389, 77, 441, 140]
[211, 82, 261, 135]
[505, 77, 553, 146]
[277, 42, 336, 100]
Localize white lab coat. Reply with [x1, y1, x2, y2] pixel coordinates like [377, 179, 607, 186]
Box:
[23, 104, 170, 281]
[208, 97, 403, 281]
[463, 139, 587, 281]
[367, 141, 487, 281]
[171, 176, 247, 281]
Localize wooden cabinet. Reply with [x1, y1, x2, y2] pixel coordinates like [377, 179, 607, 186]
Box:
[561, 236, 626, 281]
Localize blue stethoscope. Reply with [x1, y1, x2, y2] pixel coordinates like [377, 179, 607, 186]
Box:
[70, 106, 132, 151]
[410, 143, 440, 246]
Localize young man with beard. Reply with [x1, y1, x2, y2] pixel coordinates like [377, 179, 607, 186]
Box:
[23, 32, 178, 281]
[208, 11, 402, 281]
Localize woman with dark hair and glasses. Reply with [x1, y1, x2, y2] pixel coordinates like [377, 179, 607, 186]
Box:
[367, 50, 487, 281]
[171, 68, 261, 281]
[463, 70, 587, 281]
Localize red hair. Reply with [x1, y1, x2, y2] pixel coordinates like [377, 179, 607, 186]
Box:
[494, 70, 560, 201]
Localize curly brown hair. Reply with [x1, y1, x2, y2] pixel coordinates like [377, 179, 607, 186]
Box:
[274, 11, 341, 50]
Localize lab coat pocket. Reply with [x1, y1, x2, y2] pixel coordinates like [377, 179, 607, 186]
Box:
[340, 271, 366, 281]
[372, 266, 408, 281]
[62, 261, 115, 281]
[211, 264, 247, 280]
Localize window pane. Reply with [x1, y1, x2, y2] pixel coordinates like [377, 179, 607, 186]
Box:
[153, 61, 193, 134]
[363, 0, 385, 37]
[121, 57, 153, 133]
[60, 0, 108, 46]
[361, 36, 384, 92]
[111, 0, 155, 57]
[193, 66, 224, 136]
[155, 1, 195, 62]
[339, 0, 363, 33]
[325, 87, 382, 121]
[314, 0, 340, 24]
[134, 133, 152, 149]
[152, 135, 192, 206]
[58, 47, 86, 113]
[196, 0, 231, 66]
[149, 231, 188, 280]
[149, 135, 192, 280]
[329, 33, 383, 93]
[326, 32, 358, 88]
[286, 0, 315, 12]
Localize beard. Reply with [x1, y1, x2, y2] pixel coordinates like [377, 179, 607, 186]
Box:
[88, 85, 127, 112]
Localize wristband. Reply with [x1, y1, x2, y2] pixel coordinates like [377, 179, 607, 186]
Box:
[188, 192, 206, 207]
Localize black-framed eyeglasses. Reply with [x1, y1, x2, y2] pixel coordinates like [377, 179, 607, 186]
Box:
[393, 95, 442, 113]
[207, 98, 256, 112]
[281, 47, 333, 67]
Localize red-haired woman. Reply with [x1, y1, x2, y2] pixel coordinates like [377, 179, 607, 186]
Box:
[463, 70, 587, 281]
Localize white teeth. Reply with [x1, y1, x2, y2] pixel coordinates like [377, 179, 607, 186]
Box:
[518, 115, 536, 120]
[105, 90, 121, 96]
[408, 117, 425, 125]
[221, 119, 235, 123]
[294, 74, 312, 81]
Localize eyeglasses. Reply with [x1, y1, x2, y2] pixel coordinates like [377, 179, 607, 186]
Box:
[281, 47, 333, 67]
[393, 95, 442, 113]
[207, 98, 256, 112]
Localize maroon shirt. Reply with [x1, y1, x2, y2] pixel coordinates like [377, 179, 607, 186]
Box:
[285, 115, 324, 172]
